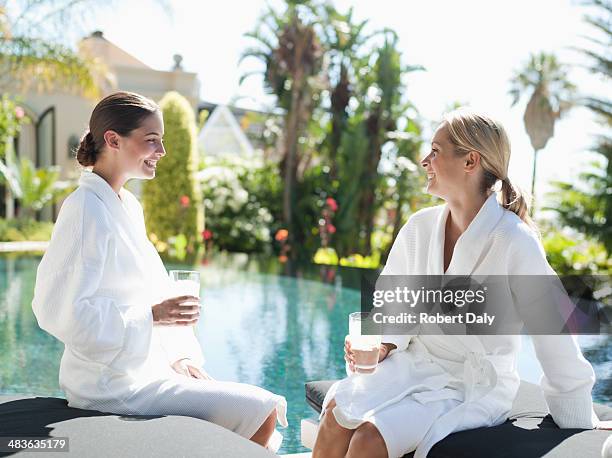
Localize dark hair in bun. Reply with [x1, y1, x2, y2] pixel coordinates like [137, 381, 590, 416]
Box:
[76, 131, 97, 167]
[76, 91, 159, 167]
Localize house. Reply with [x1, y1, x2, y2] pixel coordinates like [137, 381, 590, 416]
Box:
[7, 30, 278, 222]
[197, 101, 282, 162]
[198, 104, 254, 157]
[10, 30, 200, 220]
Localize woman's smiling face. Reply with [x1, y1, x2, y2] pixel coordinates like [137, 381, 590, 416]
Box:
[119, 111, 166, 180]
[420, 122, 468, 200]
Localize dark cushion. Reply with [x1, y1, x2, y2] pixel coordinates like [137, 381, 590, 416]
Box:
[306, 380, 612, 458]
[0, 395, 275, 458]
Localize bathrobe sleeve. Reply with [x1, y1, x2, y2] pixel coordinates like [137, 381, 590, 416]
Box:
[509, 225, 599, 429]
[32, 194, 153, 366]
[124, 191, 205, 368]
[155, 324, 205, 367]
[378, 219, 417, 353]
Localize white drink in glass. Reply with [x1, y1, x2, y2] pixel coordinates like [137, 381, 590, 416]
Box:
[169, 270, 200, 324]
[349, 312, 381, 374]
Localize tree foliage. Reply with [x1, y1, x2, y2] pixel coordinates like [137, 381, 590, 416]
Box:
[547, 0, 612, 254]
[241, 1, 324, 246]
[509, 52, 576, 206]
[0, 1, 117, 98]
[142, 92, 204, 263]
[198, 156, 280, 253]
[241, 2, 425, 261]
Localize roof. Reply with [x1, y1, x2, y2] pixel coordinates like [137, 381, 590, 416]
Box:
[78, 31, 151, 69]
[198, 105, 254, 156]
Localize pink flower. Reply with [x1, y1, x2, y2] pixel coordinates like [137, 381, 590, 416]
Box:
[202, 229, 213, 241]
[15, 106, 25, 119]
[326, 197, 338, 212]
[180, 195, 190, 208]
[326, 224, 336, 234]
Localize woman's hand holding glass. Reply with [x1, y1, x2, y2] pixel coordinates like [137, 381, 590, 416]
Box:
[151, 295, 200, 326]
[344, 336, 396, 373]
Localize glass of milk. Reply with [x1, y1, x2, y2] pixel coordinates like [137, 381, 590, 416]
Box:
[169, 270, 200, 324]
[349, 312, 381, 374]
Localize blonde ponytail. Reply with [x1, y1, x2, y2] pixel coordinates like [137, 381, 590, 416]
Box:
[501, 177, 538, 236]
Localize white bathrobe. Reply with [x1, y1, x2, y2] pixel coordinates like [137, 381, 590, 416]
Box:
[322, 193, 599, 458]
[32, 170, 287, 448]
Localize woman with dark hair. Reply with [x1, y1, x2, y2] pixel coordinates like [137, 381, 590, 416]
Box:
[32, 91, 287, 451]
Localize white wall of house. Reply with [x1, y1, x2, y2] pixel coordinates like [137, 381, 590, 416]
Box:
[19, 94, 95, 179]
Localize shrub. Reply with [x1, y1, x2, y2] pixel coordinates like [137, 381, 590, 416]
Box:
[199, 156, 277, 253]
[0, 217, 54, 241]
[141, 92, 204, 263]
[542, 226, 611, 275]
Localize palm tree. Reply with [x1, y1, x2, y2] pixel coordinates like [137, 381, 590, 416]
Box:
[0, 35, 106, 98]
[509, 52, 576, 213]
[356, 30, 419, 254]
[240, 1, 324, 254]
[0, 1, 114, 98]
[547, 0, 612, 252]
[318, 5, 368, 180]
[578, 0, 612, 252]
[332, 29, 422, 257]
[388, 123, 425, 244]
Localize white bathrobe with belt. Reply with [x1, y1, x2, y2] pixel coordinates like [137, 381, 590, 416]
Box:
[32, 170, 287, 447]
[322, 193, 599, 458]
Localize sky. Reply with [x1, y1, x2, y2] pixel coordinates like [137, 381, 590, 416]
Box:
[67, 0, 607, 207]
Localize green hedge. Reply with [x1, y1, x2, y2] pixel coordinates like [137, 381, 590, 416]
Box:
[542, 226, 611, 275]
[0, 217, 54, 241]
[141, 92, 204, 264]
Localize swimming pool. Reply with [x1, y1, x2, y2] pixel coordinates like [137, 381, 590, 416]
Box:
[0, 253, 609, 454]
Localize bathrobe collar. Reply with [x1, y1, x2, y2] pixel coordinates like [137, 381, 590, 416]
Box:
[79, 170, 175, 302]
[78, 170, 149, 265]
[427, 192, 504, 276]
[79, 169, 128, 205]
[423, 192, 504, 359]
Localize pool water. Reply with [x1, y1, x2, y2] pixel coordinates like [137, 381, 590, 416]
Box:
[0, 254, 610, 454]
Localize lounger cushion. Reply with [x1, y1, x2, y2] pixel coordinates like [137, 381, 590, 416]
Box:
[305, 380, 612, 458]
[0, 395, 275, 458]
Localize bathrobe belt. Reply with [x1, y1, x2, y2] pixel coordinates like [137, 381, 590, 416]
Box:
[413, 350, 510, 458]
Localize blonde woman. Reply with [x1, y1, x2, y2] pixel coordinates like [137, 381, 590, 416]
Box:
[313, 109, 607, 458]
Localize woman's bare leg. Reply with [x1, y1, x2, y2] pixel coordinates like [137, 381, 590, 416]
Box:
[345, 422, 388, 458]
[250, 408, 277, 447]
[312, 399, 355, 458]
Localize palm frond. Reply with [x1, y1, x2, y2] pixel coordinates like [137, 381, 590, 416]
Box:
[581, 96, 612, 119]
[0, 35, 100, 98]
[238, 47, 271, 64]
[243, 30, 276, 52]
[580, 49, 612, 76]
[238, 70, 264, 86]
[402, 64, 425, 73]
[584, 15, 612, 39]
